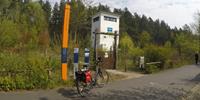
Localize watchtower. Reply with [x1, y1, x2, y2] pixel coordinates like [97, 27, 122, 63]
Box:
[91, 12, 120, 51]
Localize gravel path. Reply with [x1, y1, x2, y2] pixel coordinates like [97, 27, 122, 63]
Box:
[106, 69, 145, 79]
[1, 65, 200, 100]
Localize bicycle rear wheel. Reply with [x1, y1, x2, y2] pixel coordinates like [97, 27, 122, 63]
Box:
[75, 79, 89, 97]
[96, 68, 109, 87]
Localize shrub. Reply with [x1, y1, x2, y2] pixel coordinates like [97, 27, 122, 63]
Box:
[0, 50, 63, 91]
[145, 65, 159, 74]
[0, 77, 15, 91]
[144, 45, 166, 69]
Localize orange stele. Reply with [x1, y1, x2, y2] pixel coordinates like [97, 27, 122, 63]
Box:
[62, 4, 70, 48]
[62, 63, 68, 81]
[62, 3, 70, 81]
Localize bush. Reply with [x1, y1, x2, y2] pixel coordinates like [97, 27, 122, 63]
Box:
[0, 50, 64, 91]
[0, 77, 15, 91]
[0, 19, 21, 47]
[118, 32, 144, 71]
[145, 65, 159, 74]
[144, 45, 166, 69]
[164, 59, 174, 69]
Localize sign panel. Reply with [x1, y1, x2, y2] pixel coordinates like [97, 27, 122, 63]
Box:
[107, 27, 113, 33]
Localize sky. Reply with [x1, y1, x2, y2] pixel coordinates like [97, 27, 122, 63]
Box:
[47, 0, 200, 28]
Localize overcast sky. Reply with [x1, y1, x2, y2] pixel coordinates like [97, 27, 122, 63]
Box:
[47, 0, 200, 28]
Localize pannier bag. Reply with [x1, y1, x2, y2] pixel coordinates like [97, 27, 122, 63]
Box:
[75, 71, 85, 82]
[76, 70, 92, 83]
[85, 70, 92, 83]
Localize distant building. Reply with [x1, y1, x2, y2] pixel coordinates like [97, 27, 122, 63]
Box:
[91, 11, 120, 51]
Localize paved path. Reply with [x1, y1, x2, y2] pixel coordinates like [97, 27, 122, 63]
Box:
[1, 65, 200, 100]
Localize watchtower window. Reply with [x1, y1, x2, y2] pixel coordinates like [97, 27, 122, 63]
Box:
[93, 16, 100, 22]
[104, 16, 117, 22]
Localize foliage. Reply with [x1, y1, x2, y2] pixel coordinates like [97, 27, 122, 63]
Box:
[0, 1, 48, 50]
[0, 1, 69, 91]
[175, 33, 198, 58]
[120, 32, 134, 50]
[118, 32, 138, 71]
[139, 31, 151, 48]
[0, 19, 20, 47]
[0, 50, 72, 91]
[144, 45, 165, 69]
[145, 65, 159, 74]
[0, 0, 11, 12]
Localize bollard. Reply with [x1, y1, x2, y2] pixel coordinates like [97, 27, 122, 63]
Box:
[84, 48, 90, 66]
[74, 48, 79, 79]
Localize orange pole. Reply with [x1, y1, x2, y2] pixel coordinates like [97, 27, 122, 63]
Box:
[61, 3, 70, 81]
[62, 4, 70, 48]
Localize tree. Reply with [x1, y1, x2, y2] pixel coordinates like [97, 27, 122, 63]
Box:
[98, 3, 111, 12]
[0, 1, 48, 49]
[182, 24, 192, 34]
[0, 0, 11, 8]
[139, 31, 151, 48]
[59, 0, 66, 34]
[0, 19, 20, 47]
[139, 15, 148, 33]
[0, 0, 11, 14]
[42, 0, 52, 22]
[119, 32, 134, 71]
[70, 0, 88, 44]
[193, 12, 200, 34]
[120, 33, 134, 50]
[50, 2, 60, 44]
[174, 33, 197, 57]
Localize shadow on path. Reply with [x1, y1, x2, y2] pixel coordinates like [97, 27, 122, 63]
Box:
[54, 86, 187, 100]
[39, 97, 48, 100]
[86, 86, 187, 100]
[57, 88, 79, 98]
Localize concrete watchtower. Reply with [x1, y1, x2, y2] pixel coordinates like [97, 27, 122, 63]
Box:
[91, 11, 120, 51]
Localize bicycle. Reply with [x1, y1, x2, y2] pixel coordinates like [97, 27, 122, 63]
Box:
[75, 57, 109, 97]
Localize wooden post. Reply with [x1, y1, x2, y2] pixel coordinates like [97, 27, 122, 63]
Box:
[93, 32, 97, 63]
[199, 32, 200, 53]
[113, 31, 117, 69]
[124, 49, 127, 72]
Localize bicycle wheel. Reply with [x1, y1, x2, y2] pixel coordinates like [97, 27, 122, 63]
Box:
[96, 68, 109, 87]
[75, 79, 89, 97]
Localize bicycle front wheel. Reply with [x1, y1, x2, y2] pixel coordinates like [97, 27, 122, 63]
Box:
[96, 69, 109, 87]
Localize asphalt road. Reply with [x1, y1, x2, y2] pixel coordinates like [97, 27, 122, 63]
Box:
[1, 65, 200, 100]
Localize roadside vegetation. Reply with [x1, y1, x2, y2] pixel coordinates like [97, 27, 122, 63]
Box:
[0, 0, 199, 91]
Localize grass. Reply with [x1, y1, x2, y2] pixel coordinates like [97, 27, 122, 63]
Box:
[0, 49, 77, 91]
[109, 73, 127, 82]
